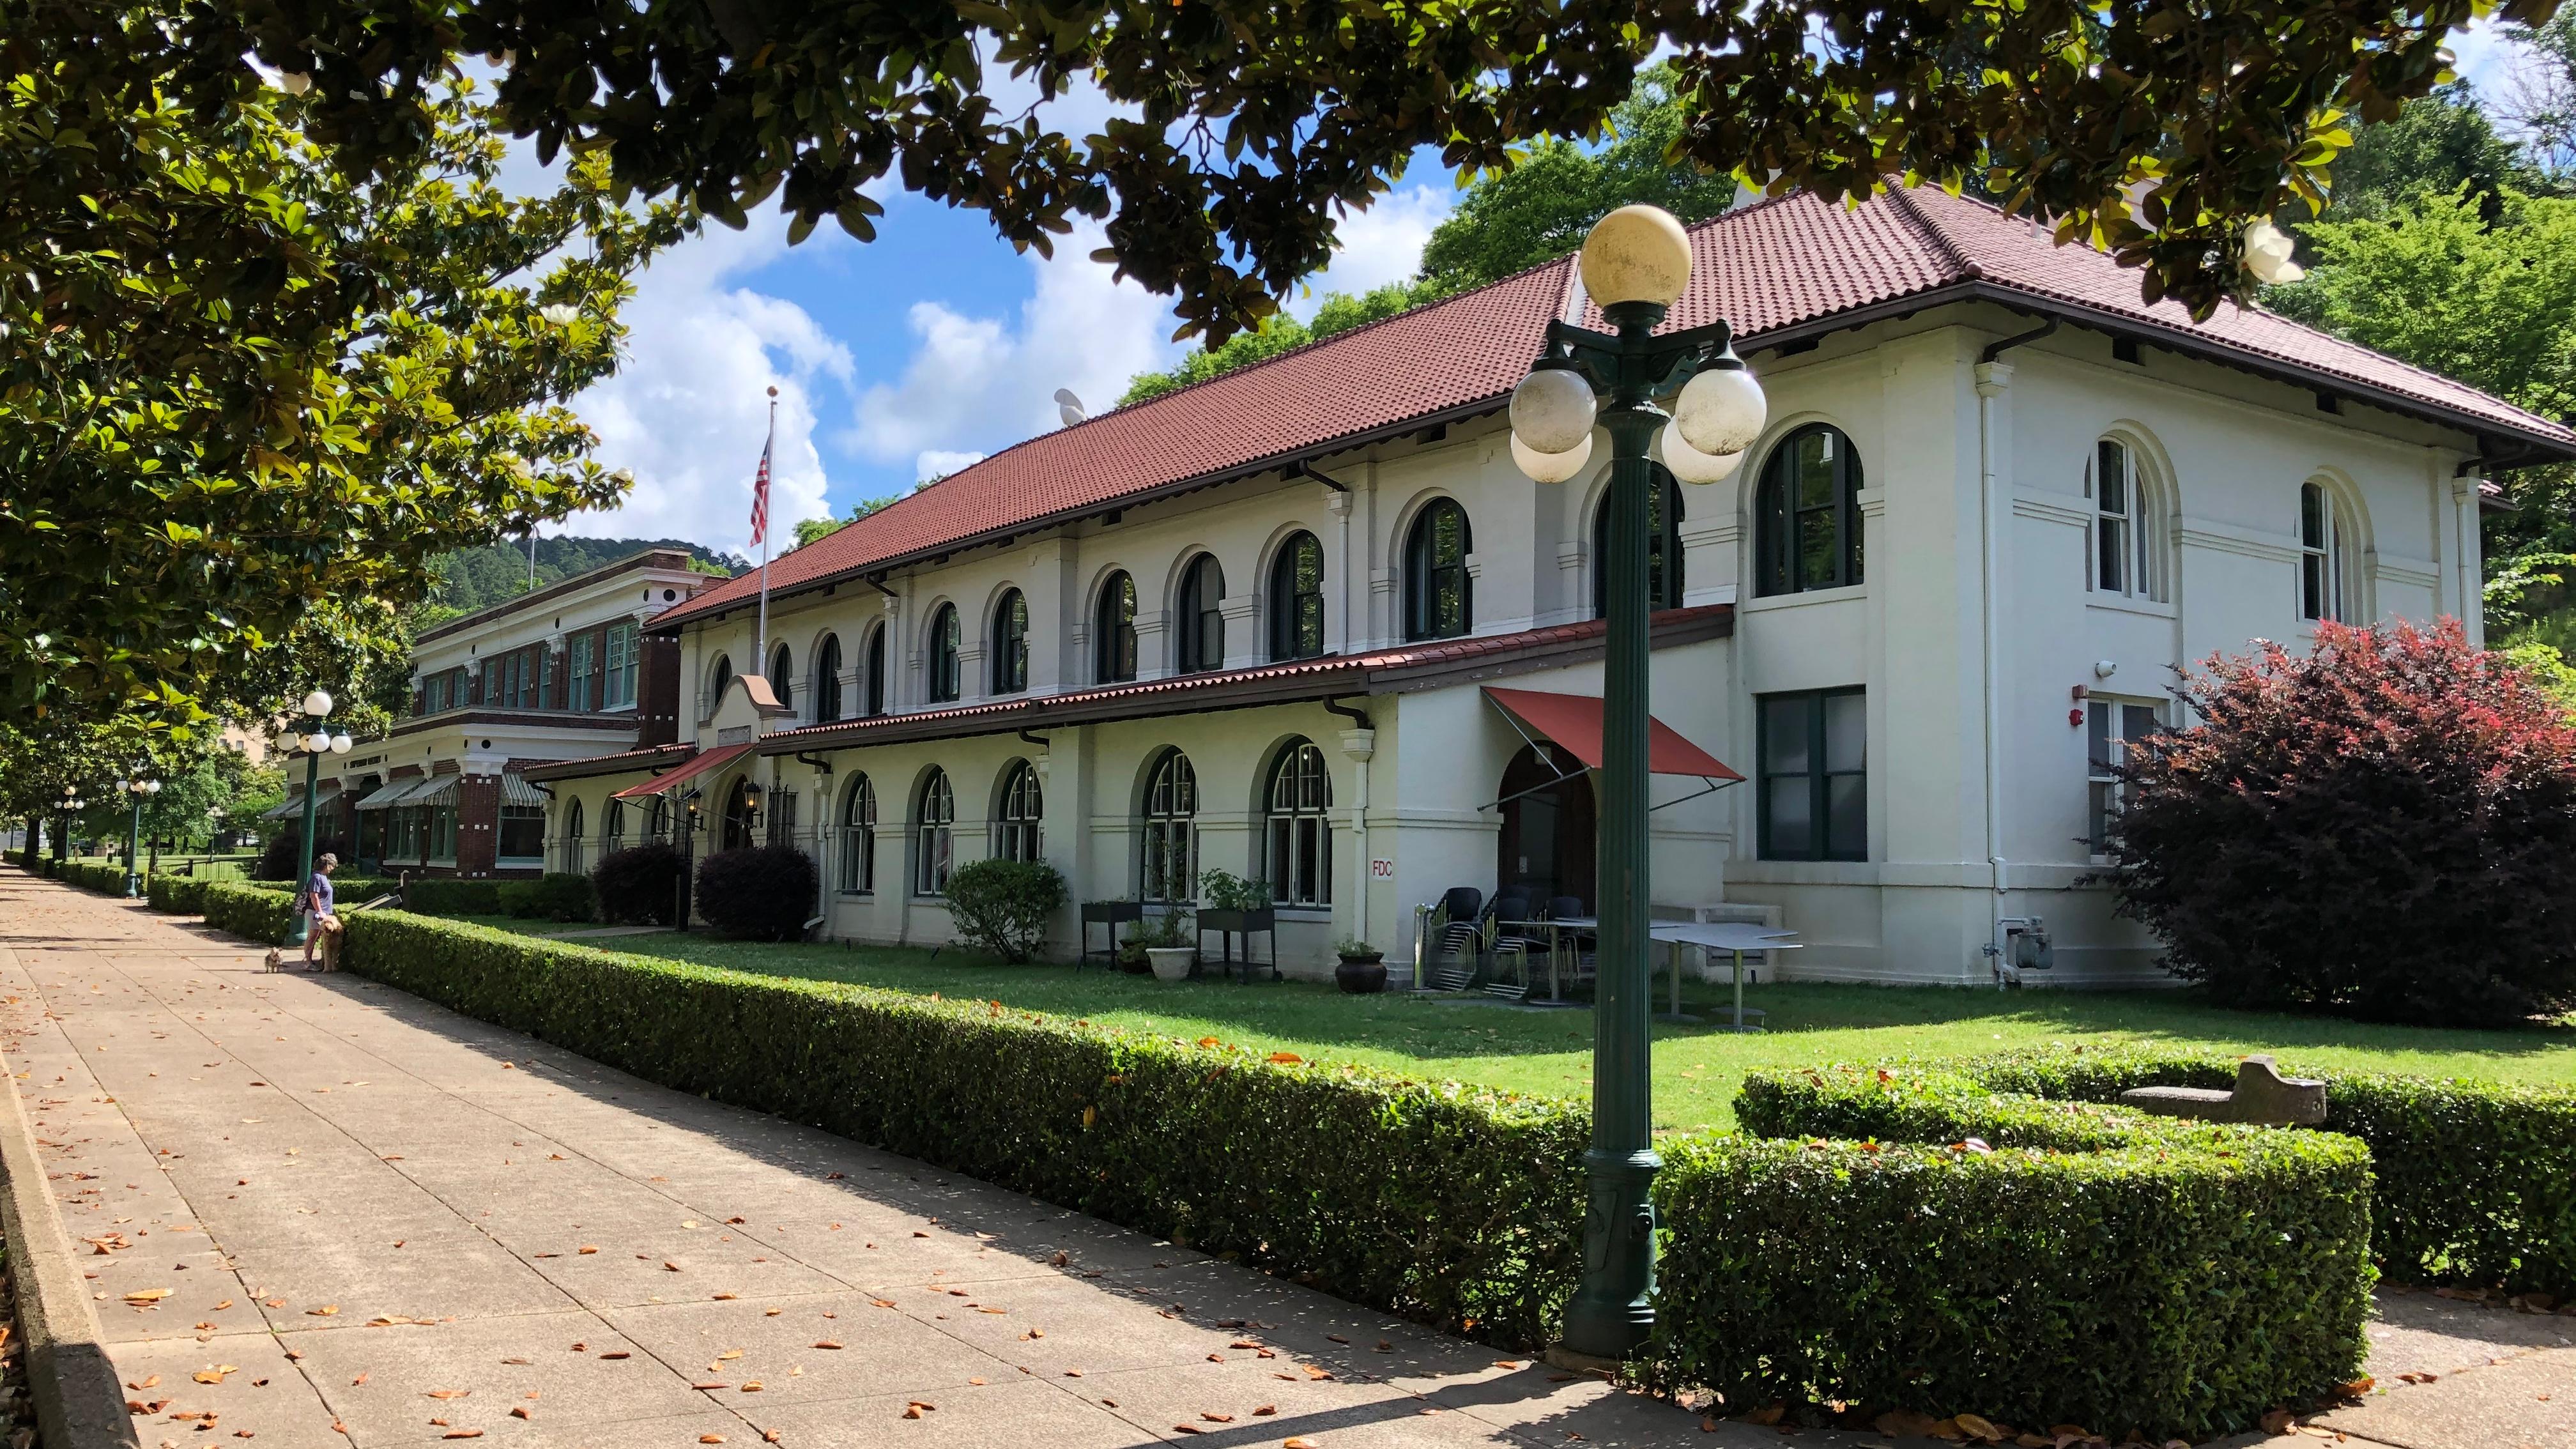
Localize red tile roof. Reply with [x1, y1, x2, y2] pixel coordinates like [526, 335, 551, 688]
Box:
[661, 187, 2570, 633]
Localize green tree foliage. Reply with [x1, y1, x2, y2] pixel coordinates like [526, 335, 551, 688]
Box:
[789, 498, 902, 550]
[1, 12, 681, 733]
[1118, 279, 1453, 406]
[1418, 68, 1742, 291]
[429, 537, 747, 615]
[2310, 85, 2540, 224]
[211, 0, 2515, 343]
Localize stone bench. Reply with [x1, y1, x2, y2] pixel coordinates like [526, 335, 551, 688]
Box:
[2118, 1055, 2327, 1126]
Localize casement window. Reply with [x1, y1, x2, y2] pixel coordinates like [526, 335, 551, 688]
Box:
[991, 592, 1029, 694]
[1758, 688, 1867, 861]
[498, 805, 546, 862]
[569, 629, 597, 714]
[599, 799, 625, 855]
[764, 789, 799, 848]
[813, 634, 843, 722]
[994, 760, 1043, 862]
[2087, 699, 2164, 855]
[862, 625, 887, 717]
[1176, 556, 1224, 673]
[1754, 424, 1864, 597]
[1264, 740, 1333, 907]
[2299, 480, 2355, 622]
[1095, 572, 1138, 683]
[1404, 500, 1472, 641]
[1140, 749, 1197, 902]
[838, 774, 877, 894]
[1269, 531, 1326, 661]
[913, 769, 954, 896]
[2088, 438, 2170, 601]
[558, 799, 585, 873]
[603, 623, 638, 709]
[1594, 464, 1685, 617]
[926, 604, 962, 703]
[429, 805, 459, 862]
[705, 654, 733, 717]
[769, 643, 793, 712]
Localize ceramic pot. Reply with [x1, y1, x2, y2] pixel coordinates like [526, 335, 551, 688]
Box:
[1146, 946, 1197, 982]
[1335, 955, 1388, 994]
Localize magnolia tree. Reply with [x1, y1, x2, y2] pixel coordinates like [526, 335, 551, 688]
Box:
[2102, 620, 2576, 1026]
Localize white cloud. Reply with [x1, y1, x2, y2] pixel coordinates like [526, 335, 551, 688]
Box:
[845, 223, 1179, 466]
[1283, 184, 1455, 319]
[556, 217, 849, 556]
[916, 449, 987, 481]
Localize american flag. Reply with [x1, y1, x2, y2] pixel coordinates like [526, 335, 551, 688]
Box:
[747, 429, 773, 548]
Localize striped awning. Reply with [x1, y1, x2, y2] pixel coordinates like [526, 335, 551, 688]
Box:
[260, 782, 341, 820]
[406, 774, 461, 808]
[354, 777, 417, 811]
[500, 772, 548, 809]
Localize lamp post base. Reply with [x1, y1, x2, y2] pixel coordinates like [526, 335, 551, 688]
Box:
[1540, 1344, 1626, 1377]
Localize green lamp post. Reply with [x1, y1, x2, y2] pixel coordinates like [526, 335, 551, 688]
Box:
[58, 784, 82, 866]
[1509, 206, 1766, 1366]
[119, 774, 162, 896]
[284, 690, 354, 947]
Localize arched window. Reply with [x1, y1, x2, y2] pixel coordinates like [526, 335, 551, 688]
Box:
[707, 654, 733, 716]
[1264, 740, 1332, 907]
[601, 798, 626, 854]
[1404, 500, 1473, 641]
[1593, 466, 1685, 617]
[1176, 555, 1224, 673]
[1096, 571, 1138, 684]
[813, 634, 843, 723]
[1140, 749, 1197, 902]
[719, 775, 756, 852]
[992, 590, 1029, 694]
[1754, 424, 1864, 597]
[643, 795, 670, 843]
[995, 760, 1043, 862]
[769, 642, 793, 710]
[838, 774, 877, 894]
[2299, 480, 2356, 622]
[2090, 439, 2170, 602]
[914, 769, 954, 896]
[560, 798, 585, 873]
[863, 624, 887, 717]
[926, 603, 962, 703]
[1269, 531, 1326, 661]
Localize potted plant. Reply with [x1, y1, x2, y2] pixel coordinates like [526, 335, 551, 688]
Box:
[1335, 937, 1388, 994]
[1194, 868, 1276, 978]
[1125, 907, 1197, 981]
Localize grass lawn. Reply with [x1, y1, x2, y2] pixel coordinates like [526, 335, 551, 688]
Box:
[443, 916, 2576, 1132]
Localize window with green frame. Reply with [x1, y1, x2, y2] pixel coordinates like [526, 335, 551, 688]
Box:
[1758, 688, 1866, 861]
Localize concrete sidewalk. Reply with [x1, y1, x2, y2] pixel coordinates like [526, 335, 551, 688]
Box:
[0, 870, 2563, 1449]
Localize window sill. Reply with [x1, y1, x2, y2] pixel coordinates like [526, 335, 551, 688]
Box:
[836, 890, 875, 899]
[2085, 594, 2177, 619]
[1740, 584, 1866, 613]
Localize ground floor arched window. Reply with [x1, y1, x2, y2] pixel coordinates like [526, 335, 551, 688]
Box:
[839, 774, 876, 893]
[1141, 749, 1197, 902]
[995, 760, 1043, 862]
[1264, 740, 1331, 907]
[914, 769, 954, 896]
[719, 777, 756, 852]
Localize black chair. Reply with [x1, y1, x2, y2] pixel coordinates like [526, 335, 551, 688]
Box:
[1545, 894, 1586, 919]
[1485, 894, 1538, 1000]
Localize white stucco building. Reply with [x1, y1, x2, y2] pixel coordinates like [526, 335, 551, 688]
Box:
[528, 187, 2575, 985]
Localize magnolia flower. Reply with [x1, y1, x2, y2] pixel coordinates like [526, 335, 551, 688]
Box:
[538, 303, 580, 326]
[277, 72, 312, 95]
[2242, 219, 2304, 286]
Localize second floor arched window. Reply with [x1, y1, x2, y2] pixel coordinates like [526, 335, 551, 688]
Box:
[2299, 479, 2359, 622]
[1755, 424, 1864, 597]
[926, 603, 962, 703]
[706, 654, 733, 717]
[813, 634, 843, 723]
[1176, 555, 1224, 673]
[992, 590, 1029, 694]
[1269, 532, 1325, 661]
[1593, 466, 1685, 617]
[1404, 500, 1472, 641]
[995, 759, 1043, 862]
[769, 642, 793, 709]
[1096, 571, 1138, 684]
[863, 624, 887, 717]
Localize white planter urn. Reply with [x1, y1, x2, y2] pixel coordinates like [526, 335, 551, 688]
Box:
[1146, 946, 1197, 982]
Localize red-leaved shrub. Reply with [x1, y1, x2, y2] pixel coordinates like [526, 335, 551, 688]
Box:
[2104, 619, 2576, 1026]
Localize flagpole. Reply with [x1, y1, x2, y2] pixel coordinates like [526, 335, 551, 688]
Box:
[755, 386, 777, 673]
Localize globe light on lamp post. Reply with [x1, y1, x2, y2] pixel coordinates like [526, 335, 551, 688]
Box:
[122, 775, 162, 896]
[1507, 203, 1765, 1367]
[284, 690, 348, 947]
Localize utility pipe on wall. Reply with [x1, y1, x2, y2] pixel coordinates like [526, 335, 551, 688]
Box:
[1974, 318, 2056, 983]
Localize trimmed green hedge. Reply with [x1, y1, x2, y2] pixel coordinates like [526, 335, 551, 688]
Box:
[203, 882, 298, 944]
[400, 878, 506, 916]
[1651, 1066, 2375, 1438]
[499, 873, 595, 922]
[337, 909, 1588, 1345]
[148, 874, 211, 914]
[58, 859, 133, 894]
[1959, 1046, 2576, 1298]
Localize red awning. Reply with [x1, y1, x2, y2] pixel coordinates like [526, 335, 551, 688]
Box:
[612, 742, 756, 800]
[1482, 687, 1744, 781]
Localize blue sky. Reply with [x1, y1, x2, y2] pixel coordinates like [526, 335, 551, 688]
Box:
[555, 27, 2531, 558]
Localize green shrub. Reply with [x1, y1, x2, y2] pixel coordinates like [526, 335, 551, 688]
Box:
[693, 846, 818, 940]
[591, 841, 682, 924]
[942, 859, 1068, 962]
[499, 873, 597, 922]
[336, 908, 1587, 1345]
[148, 875, 211, 914]
[203, 882, 298, 944]
[400, 878, 506, 916]
[59, 859, 133, 894]
[1961, 1046, 2576, 1297]
[1647, 1066, 2375, 1439]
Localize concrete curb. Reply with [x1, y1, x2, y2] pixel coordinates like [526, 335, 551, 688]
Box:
[0, 913, 144, 1447]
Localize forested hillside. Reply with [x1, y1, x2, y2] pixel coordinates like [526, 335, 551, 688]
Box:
[429, 537, 745, 615]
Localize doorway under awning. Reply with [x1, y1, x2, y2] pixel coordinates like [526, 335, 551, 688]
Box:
[1480, 686, 1743, 811]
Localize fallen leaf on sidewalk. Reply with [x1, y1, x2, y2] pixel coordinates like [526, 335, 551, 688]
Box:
[425, 1390, 470, 1400]
[123, 1289, 170, 1302]
[307, 1305, 338, 1316]
[192, 1366, 238, 1384]
[509, 1407, 530, 1420]
[812, 1341, 842, 1350]
[349, 1374, 367, 1386]
[599, 1351, 630, 1360]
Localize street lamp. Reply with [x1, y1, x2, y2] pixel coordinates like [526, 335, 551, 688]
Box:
[284, 690, 355, 947]
[121, 775, 162, 896]
[1508, 204, 1765, 1366]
